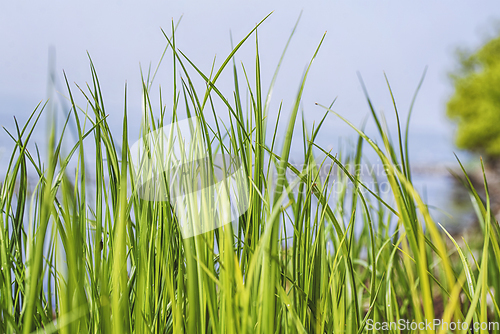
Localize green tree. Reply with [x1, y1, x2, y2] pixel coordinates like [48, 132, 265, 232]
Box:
[447, 33, 500, 163]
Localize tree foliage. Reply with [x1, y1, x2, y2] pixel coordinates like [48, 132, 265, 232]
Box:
[447, 33, 500, 160]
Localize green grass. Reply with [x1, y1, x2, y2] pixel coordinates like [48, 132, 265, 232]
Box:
[1, 15, 500, 333]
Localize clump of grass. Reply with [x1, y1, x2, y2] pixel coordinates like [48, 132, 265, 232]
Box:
[0, 14, 499, 334]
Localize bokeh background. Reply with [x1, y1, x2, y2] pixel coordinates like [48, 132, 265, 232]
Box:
[1, 1, 500, 230]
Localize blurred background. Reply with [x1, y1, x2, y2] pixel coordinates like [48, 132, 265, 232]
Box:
[1, 1, 500, 231]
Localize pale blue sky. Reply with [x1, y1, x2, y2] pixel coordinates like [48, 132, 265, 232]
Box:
[1, 1, 500, 165]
